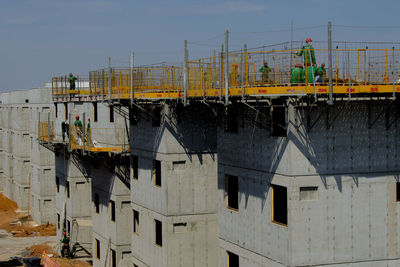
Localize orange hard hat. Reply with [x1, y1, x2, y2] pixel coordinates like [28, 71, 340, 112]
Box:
[75, 115, 79, 120]
[306, 37, 312, 42]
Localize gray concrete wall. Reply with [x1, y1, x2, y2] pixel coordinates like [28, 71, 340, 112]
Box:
[130, 103, 218, 267]
[90, 163, 131, 267]
[0, 88, 55, 223]
[217, 100, 400, 267]
[55, 153, 92, 252]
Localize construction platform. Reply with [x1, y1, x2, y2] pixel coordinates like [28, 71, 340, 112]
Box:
[51, 44, 400, 102]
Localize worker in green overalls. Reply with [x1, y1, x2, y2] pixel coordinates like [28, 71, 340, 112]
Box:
[290, 64, 305, 84]
[297, 38, 316, 67]
[297, 38, 317, 83]
[314, 63, 326, 83]
[61, 232, 70, 257]
[259, 62, 271, 83]
[69, 73, 77, 91]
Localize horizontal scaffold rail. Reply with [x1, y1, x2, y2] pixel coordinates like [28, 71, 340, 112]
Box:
[52, 46, 400, 100]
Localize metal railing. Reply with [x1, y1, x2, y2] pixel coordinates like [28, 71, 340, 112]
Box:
[52, 75, 89, 96]
[69, 125, 128, 152]
[39, 122, 55, 142]
[52, 43, 400, 99]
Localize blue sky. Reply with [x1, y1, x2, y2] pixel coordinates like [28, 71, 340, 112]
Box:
[1, 0, 399, 91]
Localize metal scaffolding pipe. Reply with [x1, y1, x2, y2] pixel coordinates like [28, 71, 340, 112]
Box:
[130, 52, 134, 104]
[224, 29, 229, 106]
[184, 40, 188, 105]
[328, 21, 334, 105]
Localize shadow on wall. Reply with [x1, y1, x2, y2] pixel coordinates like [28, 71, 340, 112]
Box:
[132, 102, 218, 166]
[217, 99, 400, 204]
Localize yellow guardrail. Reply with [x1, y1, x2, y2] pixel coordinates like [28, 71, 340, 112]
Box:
[39, 122, 54, 142]
[69, 125, 128, 152]
[52, 47, 400, 99]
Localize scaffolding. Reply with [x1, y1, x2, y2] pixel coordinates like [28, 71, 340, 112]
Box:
[52, 41, 400, 100]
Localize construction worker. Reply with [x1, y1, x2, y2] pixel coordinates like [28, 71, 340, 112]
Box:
[314, 63, 326, 83]
[297, 38, 316, 67]
[259, 62, 271, 83]
[74, 115, 83, 145]
[290, 64, 304, 84]
[60, 232, 70, 257]
[61, 120, 68, 142]
[69, 73, 77, 91]
[74, 115, 82, 127]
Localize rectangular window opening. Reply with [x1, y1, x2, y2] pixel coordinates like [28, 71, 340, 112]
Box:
[66, 181, 70, 198]
[396, 182, 400, 202]
[153, 160, 161, 187]
[155, 219, 162, 246]
[225, 175, 238, 210]
[110, 200, 115, 222]
[272, 184, 288, 226]
[57, 213, 60, 229]
[94, 193, 99, 213]
[131, 155, 138, 180]
[110, 249, 116, 267]
[133, 209, 139, 234]
[56, 176, 60, 193]
[227, 251, 239, 267]
[109, 105, 114, 123]
[96, 239, 100, 259]
[93, 102, 98, 122]
[67, 220, 71, 234]
[54, 103, 58, 118]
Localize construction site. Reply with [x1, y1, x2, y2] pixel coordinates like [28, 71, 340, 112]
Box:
[2, 24, 400, 266]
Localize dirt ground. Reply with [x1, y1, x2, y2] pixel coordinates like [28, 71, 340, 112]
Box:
[0, 193, 91, 265]
[28, 242, 92, 267]
[0, 192, 56, 237]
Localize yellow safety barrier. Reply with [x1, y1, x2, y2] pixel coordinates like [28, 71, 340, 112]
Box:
[39, 122, 54, 142]
[52, 47, 400, 99]
[69, 125, 128, 152]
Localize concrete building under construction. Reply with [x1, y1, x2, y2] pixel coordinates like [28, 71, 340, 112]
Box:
[2, 36, 400, 267]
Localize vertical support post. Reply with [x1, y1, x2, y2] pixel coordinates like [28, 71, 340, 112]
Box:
[108, 57, 112, 103]
[244, 44, 248, 89]
[183, 40, 188, 105]
[393, 47, 396, 98]
[328, 21, 334, 105]
[224, 29, 229, 106]
[118, 71, 120, 101]
[220, 44, 224, 101]
[130, 52, 134, 104]
[212, 49, 216, 90]
[89, 72, 92, 96]
[348, 50, 351, 98]
[240, 47, 244, 98]
[290, 21, 294, 70]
